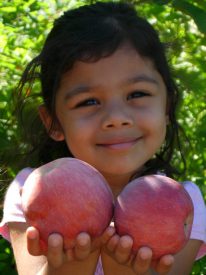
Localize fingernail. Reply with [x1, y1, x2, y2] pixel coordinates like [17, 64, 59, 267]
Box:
[28, 230, 37, 240]
[140, 249, 151, 260]
[79, 236, 88, 246]
[107, 227, 115, 236]
[51, 238, 60, 247]
[165, 255, 174, 265]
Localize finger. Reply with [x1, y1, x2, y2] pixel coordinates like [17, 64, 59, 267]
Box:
[132, 247, 152, 274]
[114, 235, 133, 264]
[47, 233, 64, 268]
[91, 226, 116, 251]
[74, 232, 91, 260]
[105, 234, 120, 253]
[101, 226, 116, 245]
[155, 255, 174, 274]
[26, 227, 42, 256]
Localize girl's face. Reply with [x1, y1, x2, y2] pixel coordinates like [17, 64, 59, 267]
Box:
[44, 45, 168, 188]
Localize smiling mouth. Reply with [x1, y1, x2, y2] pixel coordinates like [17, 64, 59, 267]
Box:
[97, 138, 141, 150]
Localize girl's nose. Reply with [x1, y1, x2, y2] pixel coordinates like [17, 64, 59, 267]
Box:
[101, 102, 134, 130]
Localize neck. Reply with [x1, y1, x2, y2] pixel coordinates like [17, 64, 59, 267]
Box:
[101, 167, 145, 198]
[102, 173, 131, 198]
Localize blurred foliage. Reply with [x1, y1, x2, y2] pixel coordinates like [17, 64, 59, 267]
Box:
[0, 0, 206, 274]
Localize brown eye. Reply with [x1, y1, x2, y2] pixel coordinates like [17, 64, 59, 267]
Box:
[127, 91, 150, 100]
[75, 98, 99, 108]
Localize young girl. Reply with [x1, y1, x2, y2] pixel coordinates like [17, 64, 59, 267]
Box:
[0, 2, 206, 274]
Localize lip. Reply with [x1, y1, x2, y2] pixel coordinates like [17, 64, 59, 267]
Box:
[97, 137, 141, 150]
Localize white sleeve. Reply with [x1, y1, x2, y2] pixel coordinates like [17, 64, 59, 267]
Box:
[0, 168, 33, 241]
[183, 181, 206, 260]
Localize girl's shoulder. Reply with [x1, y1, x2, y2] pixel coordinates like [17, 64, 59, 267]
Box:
[0, 167, 34, 241]
[182, 180, 204, 194]
[182, 180, 206, 260]
[182, 180, 205, 210]
[11, 167, 34, 187]
[4, 167, 34, 205]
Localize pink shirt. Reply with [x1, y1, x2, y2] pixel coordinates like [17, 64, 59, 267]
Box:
[1, 168, 206, 274]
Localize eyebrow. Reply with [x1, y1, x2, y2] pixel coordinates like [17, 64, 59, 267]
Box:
[65, 73, 159, 100]
[65, 85, 92, 100]
[124, 74, 159, 85]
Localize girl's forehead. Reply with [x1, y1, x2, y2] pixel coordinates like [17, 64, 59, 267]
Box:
[62, 44, 156, 82]
[58, 45, 166, 98]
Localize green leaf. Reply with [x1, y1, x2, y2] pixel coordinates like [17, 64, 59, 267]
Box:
[0, 6, 17, 13]
[172, 0, 206, 34]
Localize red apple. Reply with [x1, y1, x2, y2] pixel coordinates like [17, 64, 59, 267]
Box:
[21, 157, 114, 252]
[114, 175, 194, 259]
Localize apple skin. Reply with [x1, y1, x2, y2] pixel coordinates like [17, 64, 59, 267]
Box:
[21, 158, 114, 252]
[114, 175, 194, 259]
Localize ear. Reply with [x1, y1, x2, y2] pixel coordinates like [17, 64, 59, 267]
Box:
[38, 104, 65, 141]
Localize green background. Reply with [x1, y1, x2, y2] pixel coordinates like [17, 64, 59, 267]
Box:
[0, 0, 206, 274]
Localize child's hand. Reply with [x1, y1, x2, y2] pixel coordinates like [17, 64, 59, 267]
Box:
[26, 225, 115, 269]
[102, 233, 174, 274]
[26, 226, 94, 268]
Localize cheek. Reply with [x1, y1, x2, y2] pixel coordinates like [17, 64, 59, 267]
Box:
[136, 106, 167, 127]
[62, 118, 91, 150]
[137, 109, 167, 143]
[153, 118, 167, 148]
[152, 114, 167, 136]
